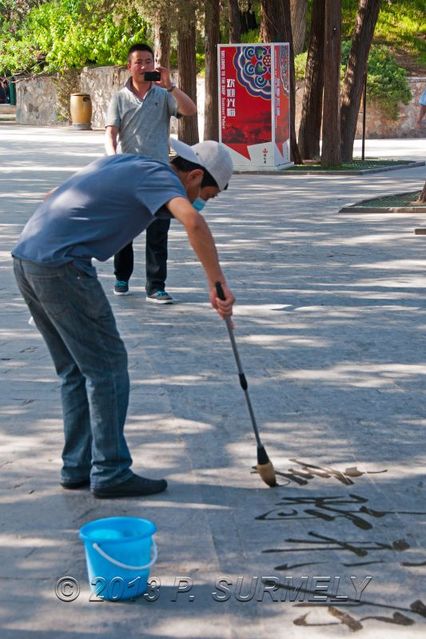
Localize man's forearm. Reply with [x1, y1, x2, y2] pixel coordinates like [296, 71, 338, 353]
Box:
[171, 87, 197, 116]
[104, 127, 118, 155]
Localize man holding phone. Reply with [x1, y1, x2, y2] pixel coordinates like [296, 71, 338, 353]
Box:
[105, 43, 197, 302]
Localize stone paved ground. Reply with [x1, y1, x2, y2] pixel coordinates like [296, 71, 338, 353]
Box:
[0, 125, 425, 638]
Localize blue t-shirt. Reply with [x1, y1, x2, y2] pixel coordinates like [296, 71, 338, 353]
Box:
[12, 155, 186, 275]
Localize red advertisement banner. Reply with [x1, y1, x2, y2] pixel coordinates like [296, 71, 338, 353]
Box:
[218, 43, 290, 169]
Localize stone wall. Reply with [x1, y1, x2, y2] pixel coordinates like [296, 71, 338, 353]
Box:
[356, 77, 425, 138]
[293, 77, 425, 139]
[16, 65, 426, 139]
[16, 74, 58, 125]
[14, 68, 123, 127]
[80, 65, 128, 128]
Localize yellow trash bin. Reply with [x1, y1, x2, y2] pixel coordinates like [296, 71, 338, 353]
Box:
[70, 93, 92, 130]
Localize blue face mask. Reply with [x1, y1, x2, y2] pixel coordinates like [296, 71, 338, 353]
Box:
[192, 197, 206, 212]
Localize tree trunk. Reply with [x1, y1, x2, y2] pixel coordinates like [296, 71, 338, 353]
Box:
[418, 180, 426, 203]
[228, 0, 241, 42]
[177, 8, 199, 144]
[290, 0, 307, 55]
[340, 0, 381, 162]
[260, 0, 302, 164]
[153, 10, 171, 66]
[259, 0, 274, 42]
[204, 0, 220, 140]
[298, 0, 325, 160]
[321, 0, 341, 167]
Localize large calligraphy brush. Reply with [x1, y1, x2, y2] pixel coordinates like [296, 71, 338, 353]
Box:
[215, 282, 277, 487]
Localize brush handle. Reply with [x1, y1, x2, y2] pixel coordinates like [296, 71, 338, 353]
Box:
[215, 282, 262, 449]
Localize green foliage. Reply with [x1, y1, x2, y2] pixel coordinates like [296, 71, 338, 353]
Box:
[0, 0, 150, 75]
[0, 0, 42, 27]
[239, 28, 261, 45]
[367, 48, 412, 119]
[341, 41, 412, 119]
[294, 51, 308, 81]
[341, 0, 426, 69]
[295, 42, 411, 120]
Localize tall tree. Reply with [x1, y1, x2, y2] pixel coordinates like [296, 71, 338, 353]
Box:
[340, 0, 381, 161]
[290, 0, 307, 55]
[321, 0, 341, 167]
[298, 0, 325, 160]
[259, 0, 302, 164]
[153, 8, 171, 66]
[228, 0, 241, 42]
[204, 0, 220, 140]
[177, 2, 199, 144]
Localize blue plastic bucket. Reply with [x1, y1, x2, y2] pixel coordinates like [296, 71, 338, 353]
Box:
[79, 516, 157, 601]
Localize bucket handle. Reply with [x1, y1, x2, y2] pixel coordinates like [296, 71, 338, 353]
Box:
[92, 539, 157, 571]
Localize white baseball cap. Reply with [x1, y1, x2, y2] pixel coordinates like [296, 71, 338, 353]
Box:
[169, 138, 233, 192]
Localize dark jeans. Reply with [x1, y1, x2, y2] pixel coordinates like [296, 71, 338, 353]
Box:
[13, 258, 133, 488]
[114, 217, 170, 295]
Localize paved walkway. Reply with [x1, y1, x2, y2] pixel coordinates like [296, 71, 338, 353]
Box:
[0, 124, 425, 638]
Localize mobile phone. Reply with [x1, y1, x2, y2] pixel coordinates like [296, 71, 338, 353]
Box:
[144, 71, 161, 81]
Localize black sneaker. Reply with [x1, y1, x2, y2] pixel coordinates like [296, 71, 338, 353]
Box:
[61, 478, 90, 490]
[92, 474, 168, 499]
[114, 280, 129, 295]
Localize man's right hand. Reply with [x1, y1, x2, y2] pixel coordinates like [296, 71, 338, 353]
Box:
[210, 282, 235, 319]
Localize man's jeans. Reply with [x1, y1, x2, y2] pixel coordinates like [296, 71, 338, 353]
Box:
[13, 258, 133, 488]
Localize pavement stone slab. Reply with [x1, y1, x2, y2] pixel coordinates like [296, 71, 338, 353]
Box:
[0, 125, 425, 638]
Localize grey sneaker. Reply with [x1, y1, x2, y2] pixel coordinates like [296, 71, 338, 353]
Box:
[114, 280, 129, 295]
[146, 290, 174, 304]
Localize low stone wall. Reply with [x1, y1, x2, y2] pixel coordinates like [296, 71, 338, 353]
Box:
[356, 77, 424, 138]
[16, 74, 58, 125]
[15, 66, 426, 139]
[80, 65, 128, 128]
[14, 68, 123, 127]
[294, 77, 425, 139]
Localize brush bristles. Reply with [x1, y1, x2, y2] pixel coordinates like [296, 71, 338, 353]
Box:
[257, 461, 278, 487]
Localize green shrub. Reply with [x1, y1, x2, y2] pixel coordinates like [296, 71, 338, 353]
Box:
[295, 42, 411, 120]
[240, 29, 261, 44]
[342, 0, 426, 61]
[0, 0, 150, 75]
[294, 51, 308, 81]
[342, 41, 411, 119]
